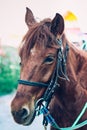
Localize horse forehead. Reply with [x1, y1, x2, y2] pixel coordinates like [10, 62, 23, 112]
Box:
[30, 46, 46, 57]
[30, 47, 42, 57]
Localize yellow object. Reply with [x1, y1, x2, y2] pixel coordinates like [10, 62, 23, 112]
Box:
[64, 11, 77, 21]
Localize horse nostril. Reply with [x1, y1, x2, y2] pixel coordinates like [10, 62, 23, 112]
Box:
[19, 108, 29, 119]
[12, 108, 29, 120]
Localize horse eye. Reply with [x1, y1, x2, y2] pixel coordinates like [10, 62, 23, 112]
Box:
[43, 56, 55, 64]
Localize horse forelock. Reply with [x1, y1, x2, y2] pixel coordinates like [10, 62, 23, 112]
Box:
[19, 19, 57, 59]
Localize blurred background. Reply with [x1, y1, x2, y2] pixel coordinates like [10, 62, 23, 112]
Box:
[0, 0, 87, 130]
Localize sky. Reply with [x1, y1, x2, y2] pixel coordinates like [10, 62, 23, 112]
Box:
[0, 0, 87, 46]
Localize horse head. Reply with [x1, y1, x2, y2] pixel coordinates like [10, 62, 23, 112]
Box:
[11, 7, 65, 125]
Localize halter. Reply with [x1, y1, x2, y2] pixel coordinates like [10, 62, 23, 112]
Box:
[18, 39, 87, 129]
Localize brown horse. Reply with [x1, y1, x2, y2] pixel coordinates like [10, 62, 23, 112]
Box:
[11, 8, 87, 130]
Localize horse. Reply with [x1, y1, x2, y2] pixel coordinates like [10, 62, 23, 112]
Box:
[11, 7, 87, 130]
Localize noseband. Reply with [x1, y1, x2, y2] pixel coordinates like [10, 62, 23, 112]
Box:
[18, 79, 48, 88]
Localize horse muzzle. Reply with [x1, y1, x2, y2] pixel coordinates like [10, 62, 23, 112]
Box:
[11, 105, 36, 125]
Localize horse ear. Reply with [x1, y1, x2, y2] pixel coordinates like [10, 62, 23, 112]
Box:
[51, 13, 64, 36]
[25, 7, 36, 28]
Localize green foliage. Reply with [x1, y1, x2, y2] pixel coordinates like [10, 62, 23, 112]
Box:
[0, 46, 20, 95]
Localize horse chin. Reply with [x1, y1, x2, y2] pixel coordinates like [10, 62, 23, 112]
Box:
[23, 109, 36, 126]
